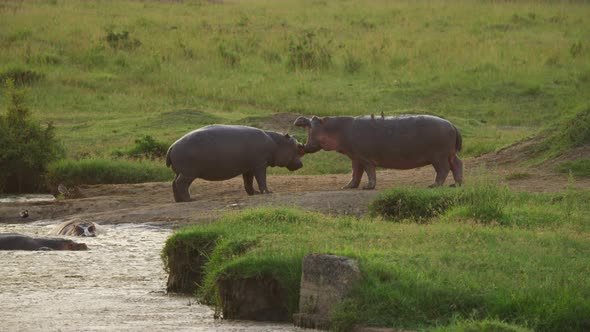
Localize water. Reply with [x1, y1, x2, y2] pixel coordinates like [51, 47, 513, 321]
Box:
[0, 194, 55, 203]
[0, 222, 311, 332]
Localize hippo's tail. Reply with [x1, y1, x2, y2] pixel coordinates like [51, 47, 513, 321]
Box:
[454, 125, 463, 153]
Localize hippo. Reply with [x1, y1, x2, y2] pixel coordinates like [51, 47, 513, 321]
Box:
[51, 219, 98, 237]
[294, 114, 463, 189]
[166, 125, 304, 202]
[0, 233, 88, 251]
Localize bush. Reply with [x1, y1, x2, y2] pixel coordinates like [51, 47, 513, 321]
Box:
[0, 68, 44, 86]
[0, 80, 63, 193]
[46, 158, 173, 187]
[459, 172, 510, 223]
[369, 187, 459, 222]
[112, 135, 169, 159]
[105, 28, 141, 51]
[287, 30, 332, 70]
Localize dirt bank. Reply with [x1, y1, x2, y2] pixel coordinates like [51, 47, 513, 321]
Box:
[1, 156, 588, 227]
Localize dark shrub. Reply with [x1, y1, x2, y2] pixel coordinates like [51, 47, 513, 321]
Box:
[287, 30, 332, 70]
[369, 187, 459, 222]
[0, 80, 63, 193]
[105, 28, 141, 51]
[0, 68, 44, 86]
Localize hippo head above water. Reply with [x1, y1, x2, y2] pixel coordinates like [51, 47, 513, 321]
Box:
[73, 222, 97, 237]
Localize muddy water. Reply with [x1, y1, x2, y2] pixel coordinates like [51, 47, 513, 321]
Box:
[0, 222, 310, 332]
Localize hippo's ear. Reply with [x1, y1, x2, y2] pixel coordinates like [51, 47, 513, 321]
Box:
[294, 116, 311, 128]
[285, 133, 290, 139]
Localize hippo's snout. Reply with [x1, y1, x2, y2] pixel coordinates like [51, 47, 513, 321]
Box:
[287, 159, 303, 171]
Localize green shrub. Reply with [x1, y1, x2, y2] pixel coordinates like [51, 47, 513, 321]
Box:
[218, 43, 241, 68]
[287, 30, 332, 70]
[369, 187, 459, 222]
[0, 80, 63, 193]
[112, 135, 169, 159]
[105, 28, 141, 51]
[343, 51, 363, 74]
[0, 68, 44, 86]
[46, 158, 173, 187]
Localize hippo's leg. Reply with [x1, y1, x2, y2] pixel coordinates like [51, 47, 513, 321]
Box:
[343, 159, 364, 189]
[449, 155, 463, 187]
[429, 159, 450, 188]
[254, 167, 271, 194]
[362, 162, 377, 190]
[242, 172, 259, 195]
[174, 174, 195, 202]
[172, 174, 181, 202]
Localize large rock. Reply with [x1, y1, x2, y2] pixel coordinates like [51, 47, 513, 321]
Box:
[294, 254, 362, 330]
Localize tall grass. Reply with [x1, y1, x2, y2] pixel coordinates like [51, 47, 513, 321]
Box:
[1, 0, 587, 165]
[46, 158, 173, 186]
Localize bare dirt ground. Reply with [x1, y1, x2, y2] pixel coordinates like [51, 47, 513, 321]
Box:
[1, 152, 589, 226]
[0, 150, 588, 332]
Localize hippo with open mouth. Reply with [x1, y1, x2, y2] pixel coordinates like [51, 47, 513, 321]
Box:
[294, 114, 463, 189]
[166, 125, 304, 202]
[0, 233, 88, 251]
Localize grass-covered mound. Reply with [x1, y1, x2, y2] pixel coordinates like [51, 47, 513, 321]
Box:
[162, 200, 590, 331]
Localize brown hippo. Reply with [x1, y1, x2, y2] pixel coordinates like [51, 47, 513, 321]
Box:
[51, 219, 98, 237]
[294, 114, 463, 189]
[0, 233, 88, 251]
[166, 125, 304, 202]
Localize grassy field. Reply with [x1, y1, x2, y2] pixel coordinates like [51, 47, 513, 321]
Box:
[163, 180, 590, 331]
[1, 0, 589, 176]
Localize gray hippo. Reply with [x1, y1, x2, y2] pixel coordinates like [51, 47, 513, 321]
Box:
[294, 114, 463, 189]
[51, 219, 98, 237]
[166, 125, 304, 202]
[0, 233, 88, 251]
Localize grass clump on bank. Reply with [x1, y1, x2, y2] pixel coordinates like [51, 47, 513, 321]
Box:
[530, 107, 590, 162]
[556, 158, 590, 178]
[46, 158, 172, 187]
[163, 204, 590, 331]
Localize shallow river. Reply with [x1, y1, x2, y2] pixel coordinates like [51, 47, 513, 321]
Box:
[0, 221, 309, 332]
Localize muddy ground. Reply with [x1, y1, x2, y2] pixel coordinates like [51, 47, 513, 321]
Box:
[1, 150, 588, 332]
[1, 153, 588, 226]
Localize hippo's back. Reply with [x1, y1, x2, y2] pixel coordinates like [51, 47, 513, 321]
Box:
[167, 125, 276, 180]
[349, 115, 459, 168]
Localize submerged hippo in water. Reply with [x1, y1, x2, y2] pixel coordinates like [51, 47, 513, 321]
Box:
[51, 219, 98, 237]
[0, 233, 88, 251]
[294, 114, 463, 189]
[166, 125, 304, 202]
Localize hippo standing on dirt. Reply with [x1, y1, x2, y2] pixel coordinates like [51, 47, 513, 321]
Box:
[294, 114, 463, 189]
[166, 125, 304, 202]
[0, 233, 88, 251]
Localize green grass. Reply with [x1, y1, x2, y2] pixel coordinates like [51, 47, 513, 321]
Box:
[556, 158, 590, 178]
[46, 158, 173, 187]
[163, 199, 590, 331]
[2, 0, 588, 177]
